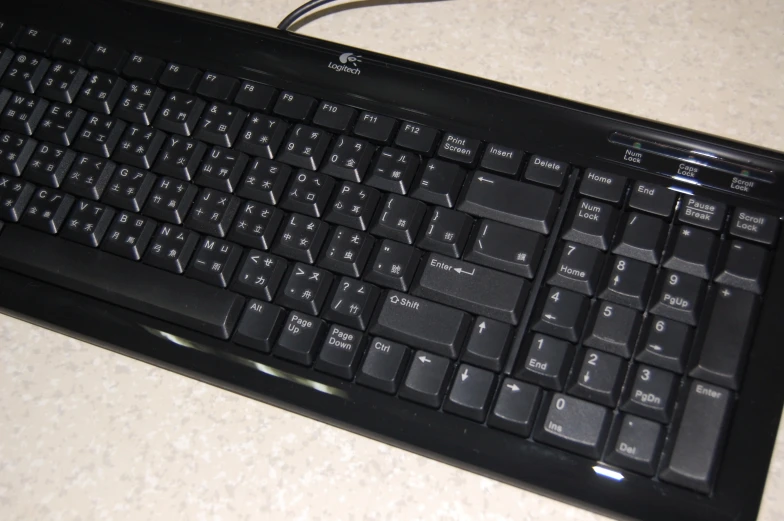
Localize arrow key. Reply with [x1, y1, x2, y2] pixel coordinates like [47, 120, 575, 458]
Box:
[400, 351, 452, 408]
[635, 316, 692, 373]
[488, 378, 542, 437]
[532, 286, 589, 343]
[513, 333, 574, 391]
[462, 318, 511, 372]
[444, 364, 496, 422]
[567, 348, 625, 407]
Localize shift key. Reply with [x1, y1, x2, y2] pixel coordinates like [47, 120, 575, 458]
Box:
[412, 253, 529, 324]
[457, 171, 559, 235]
[370, 291, 471, 359]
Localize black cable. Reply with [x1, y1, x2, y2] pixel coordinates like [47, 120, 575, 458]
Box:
[278, 0, 341, 31]
[278, 0, 453, 32]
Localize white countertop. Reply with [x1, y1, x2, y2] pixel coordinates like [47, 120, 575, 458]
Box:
[1, 0, 783, 519]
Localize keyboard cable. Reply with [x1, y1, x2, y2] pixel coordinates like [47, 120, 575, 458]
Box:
[278, 0, 453, 32]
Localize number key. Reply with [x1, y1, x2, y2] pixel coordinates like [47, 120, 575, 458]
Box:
[621, 365, 678, 423]
[195, 102, 246, 147]
[38, 61, 88, 104]
[75, 71, 126, 114]
[547, 242, 604, 296]
[321, 135, 375, 182]
[277, 124, 331, 171]
[635, 316, 692, 373]
[1, 51, 49, 93]
[532, 287, 589, 343]
[114, 81, 165, 125]
[583, 301, 642, 358]
[567, 349, 625, 407]
[598, 256, 654, 311]
[153, 92, 206, 136]
[649, 270, 706, 326]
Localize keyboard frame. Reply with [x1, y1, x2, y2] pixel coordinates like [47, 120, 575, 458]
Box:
[2, 1, 784, 520]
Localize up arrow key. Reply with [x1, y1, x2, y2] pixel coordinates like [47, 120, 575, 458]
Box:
[478, 321, 486, 334]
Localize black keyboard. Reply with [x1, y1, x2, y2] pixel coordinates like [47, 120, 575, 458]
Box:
[1, 2, 783, 520]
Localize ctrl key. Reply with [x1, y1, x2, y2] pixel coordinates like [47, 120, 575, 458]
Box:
[533, 393, 611, 459]
[356, 337, 410, 394]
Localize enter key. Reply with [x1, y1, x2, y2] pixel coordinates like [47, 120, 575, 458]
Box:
[412, 253, 530, 324]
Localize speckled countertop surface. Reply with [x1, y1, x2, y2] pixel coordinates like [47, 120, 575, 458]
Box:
[1, 0, 783, 519]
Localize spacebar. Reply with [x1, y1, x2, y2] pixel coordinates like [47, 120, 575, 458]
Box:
[0, 226, 244, 339]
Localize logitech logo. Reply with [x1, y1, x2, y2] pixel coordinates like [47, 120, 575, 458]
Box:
[328, 52, 362, 75]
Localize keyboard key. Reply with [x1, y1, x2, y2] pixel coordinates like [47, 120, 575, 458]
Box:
[35, 102, 85, 146]
[187, 184, 241, 233]
[534, 393, 611, 459]
[38, 62, 87, 104]
[461, 317, 511, 372]
[232, 300, 285, 353]
[277, 124, 330, 170]
[612, 212, 666, 265]
[73, 112, 125, 158]
[143, 176, 197, 224]
[16, 27, 55, 54]
[196, 71, 239, 101]
[0, 22, 20, 47]
[0, 174, 34, 222]
[353, 111, 396, 142]
[635, 316, 692, 374]
[410, 158, 465, 208]
[321, 135, 374, 182]
[604, 415, 663, 476]
[315, 324, 366, 379]
[114, 81, 165, 125]
[1, 92, 48, 135]
[122, 53, 164, 83]
[437, 132, 480, 164]
[365, 239, 421, 291]
[153, 92, 205, 136]
[412, 253, 529, 324]
[417, 207, 472, 258]
[272, 90, 315, 120]
[649, 270, 705, 325]
[195, 146, 248, 192]
[562, 198, 618, 250]
[628, 181, 677, 218]
[76, 71, 126, 114]
[677, 195, 726, 231]
[51, 35, 92, 64]
[21, 186, 73, 233]
[186, 237, 242, 287]
[1, 51, 49, 93]
[689, 286, 758, 390]
[357, 337, 410, 394]
[277, 262, 333, 315]
[524, 155, 569, 189]
[714, 240, 769, 294]
[663, 226, 717, 279]
[621, 365, 677, 422]
[230, 250, 287, 301]
[0, 225, 244, 339]
[235, 157, 290, 205]
[488, 378, 541, 436]
[112, 124, 165, 169]
[0, 131, 36, 175]
[370, 290, 470, 359]
[195, 102, 246, 147]
[86, 43, 127, 74]
[228, 201, 283, 250]
[318, 227, 373, 277]
[567, 349, 624, 407]
[659, 380, 732, 493]
[532, 287, 589, 343]
[274, 311, 326, 365]
[143, 223, 198, 273]
[457, 171, 558, 235]
[152, 135, 206, 181]
[101, 212, 156, 260]
[547, 242, 603, 296]
[235, 113, 287, 159]
[312, 101, 355, 132]
[24, 141, 75, 187]
[280, 169, 335, 218]
[394, 121, 437, 154]
[443, 364, 495, 421]
[598, 256, 654, 311]
[365, 146, 419, 194]
[59, 199, 114, 246]
[272, 213, 329, 264]
[324, 181, 379, 231]
[158, 62, 201, 92]
[371, 193, 425, 244]
[480, 143, 524, 176]
[464, 219, 544, 278]
[514, 333, 573, 390]
[400, 351, 452, 408]
[583, 301, 641, 358]
[322, 277, 380, 331]
[729, 207, 779, 245]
